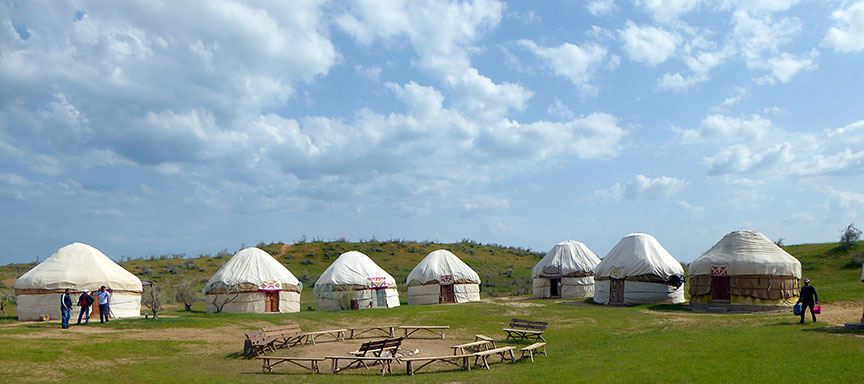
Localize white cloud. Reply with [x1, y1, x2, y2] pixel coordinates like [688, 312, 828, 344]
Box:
[619, 21, 679, 65]
[823, 0, 864, 53]
[657, 72, 707, 90]
[679, 114, 775, 144]
[586, 0, 616, 16]
[635, 0, 701, 23]
[518, 40, 610, 95]
[757, 51, 817, 85]
[593, 174, 689, 201]
[716, 87, 751, 108]
[824, 187, 864, 222]
[677, 200, 706, 219]
[461, 195, 510, 216]
[547, 98, 574, 120]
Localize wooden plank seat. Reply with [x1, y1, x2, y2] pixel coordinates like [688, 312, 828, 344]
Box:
[244, 330, 277, 358]
[256, 356, 325, 374]
[303, 329, 347, 345]
[450, 340, 493, 355]
[502, 319, 548, 342]
[399, 325, 450, 339]
[346, 326, 397, 339]
[402, 354, 474, 375]
[519, 342, 547, 363]
[472, 346, 516, 370]
[261, 324, 306, 350]
[327, 356, 394, 375]
[348, 337, 404, 358]
[474, 334, 497, 348]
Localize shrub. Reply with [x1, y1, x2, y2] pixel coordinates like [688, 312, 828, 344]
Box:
[840, 223, 862, 249]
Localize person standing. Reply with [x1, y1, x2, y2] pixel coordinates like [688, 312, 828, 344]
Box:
[60, 288, 73, 329]
[96, 286, 111, 323]
[76, 289, 94, 325]
[797, 278, 819, 324]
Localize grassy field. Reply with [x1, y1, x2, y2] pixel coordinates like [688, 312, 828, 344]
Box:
[0, 240, 862, 383]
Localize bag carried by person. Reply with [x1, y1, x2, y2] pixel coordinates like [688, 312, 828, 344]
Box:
[813, 305, 821, 314]
[793, 303, 802, 315]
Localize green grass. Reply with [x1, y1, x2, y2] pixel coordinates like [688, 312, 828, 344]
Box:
[782, 241, 864, 302]
[0, 300, 862, 383]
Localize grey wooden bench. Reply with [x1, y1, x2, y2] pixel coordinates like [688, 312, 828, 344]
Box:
[327, 356, 394, 375]
[402, 354, 474, 375]
[520, 342, 547, 362]
[473, 346, 516, 369]
[451, 340, 493, 355]
[399, 325, 449, 339]
[502, 318, 548, 342]
[256, 356, 325, 374]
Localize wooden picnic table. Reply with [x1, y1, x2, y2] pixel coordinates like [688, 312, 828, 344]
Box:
[472, 346, 516, 370]
[345, 326, 397, 339]
[402, 354, 474, 375]
[398, 325, 449, 339]
[519, 342, 547, 362]
[450, 340, 493, 355]
[256, 356, 325, 374]
[303, 329, 347, 345]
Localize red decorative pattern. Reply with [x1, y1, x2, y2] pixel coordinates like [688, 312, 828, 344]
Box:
[711, 265, 728, 276]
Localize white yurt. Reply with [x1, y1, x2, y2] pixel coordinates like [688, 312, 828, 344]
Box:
[688, 231, 801, 312]
[313, 251, 400, 311]
[594, 233, 686, 305]
[13, 243, 142, 321]
[406, 249, 481, 305]
[532, 240, 601, 299]
[203, 247, 301, 313]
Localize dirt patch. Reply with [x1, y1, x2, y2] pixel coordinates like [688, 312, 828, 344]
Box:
[809, 301, 864, 326]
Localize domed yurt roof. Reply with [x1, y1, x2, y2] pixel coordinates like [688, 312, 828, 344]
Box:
[689, 231, 801, 277]
[406, 249, 480, 286]
[13, 242, 141, 292]
[204, 247, 300, 293]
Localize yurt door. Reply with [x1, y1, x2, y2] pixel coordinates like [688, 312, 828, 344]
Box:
[264, 291, 279, 312]
[610, 278, 625, 304]
[550, 279, 561, 298]
[711, 276, 731, 302]
[440, 285, 455, 303]
[375, 288, 387, 307]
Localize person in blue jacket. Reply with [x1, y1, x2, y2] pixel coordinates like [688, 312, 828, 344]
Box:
[797, 278, 819, 324]
[59, 288, 73, 329]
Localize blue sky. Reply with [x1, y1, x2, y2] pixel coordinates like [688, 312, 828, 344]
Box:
[1, 0, 863, 266]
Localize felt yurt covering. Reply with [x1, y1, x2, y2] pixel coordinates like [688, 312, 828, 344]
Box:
[688, 231, 801, 311]
[13, 243, 142, 321]
[594, 233, 686, 305]
[406, 249, 481, 305]
[203, 247, 301, 313]
[313, 251, 400, 311]
[532, 240, 601, 299]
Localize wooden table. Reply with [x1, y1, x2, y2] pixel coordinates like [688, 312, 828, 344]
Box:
[398, 325, 449, 339]
[327, 356, 394, 375]
[345, 326, 397, 339]
[256, 356, 325, 374]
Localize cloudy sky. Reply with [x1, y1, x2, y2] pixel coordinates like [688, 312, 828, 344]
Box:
[1, 0, 863, 265]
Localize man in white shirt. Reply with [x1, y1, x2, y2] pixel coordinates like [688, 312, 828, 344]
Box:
[96, 286, 111, 323]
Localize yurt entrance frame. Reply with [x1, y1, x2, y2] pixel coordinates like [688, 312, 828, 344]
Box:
[440, 285, 455, 303]
[375, 288, 387, 307]
[610, 278, 625, 304]
[549, 278, 561, 298]
[711, 276, 731, 302]
[264, 291, 280, 312]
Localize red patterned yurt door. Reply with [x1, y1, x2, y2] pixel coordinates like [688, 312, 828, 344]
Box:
[440, 285, 455, 303]
[610, 279, 625, 304]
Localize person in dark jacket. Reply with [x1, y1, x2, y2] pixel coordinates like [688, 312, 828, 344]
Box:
[797, 278, 819, 324]
[76, 289, 94, 325]
[60, 288, 73, 329]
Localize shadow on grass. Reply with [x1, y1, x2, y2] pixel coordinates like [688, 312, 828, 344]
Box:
[645, 303, 689, 312]
[801, 325, 864, 335]
[224, 351, 246, 359]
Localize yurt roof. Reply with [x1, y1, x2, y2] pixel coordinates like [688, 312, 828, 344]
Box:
[532, 240, 601, 278]
[204, 247, 300, 293]
[406, 249, 480, 286]
[595, 233, 683, 278]
[12, 242, 142, 292]
[688, 231, 802, 277]
[314, 251, 396, 287]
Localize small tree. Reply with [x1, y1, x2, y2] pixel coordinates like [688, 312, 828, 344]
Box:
[141, 280, 163, 319]
[774, 238, 784, 247]
[171, 276, 201, 311]
[211, 286, 240, 313]
[0, 287, 15, 316]
[841, 223, 862, 249]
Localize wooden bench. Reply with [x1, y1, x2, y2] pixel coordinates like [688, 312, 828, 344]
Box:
[256, 356, 325, 374]
[502, 319, 548, 342]
[474, 334, 497, 348]
[450, 340, 493, 355]
[262, 324, 306, 349]
[303, 329, 347, 345]
[519, 342, 547, 362]
[402, 354, 474, 375]
[346, 326, 397, 339]
[472, 346, 516, 369]
[349, 337, 404, 357]
[244, 330, 276, 358]
[327, 356, 394, 375]
[399, 325, 449, 339]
